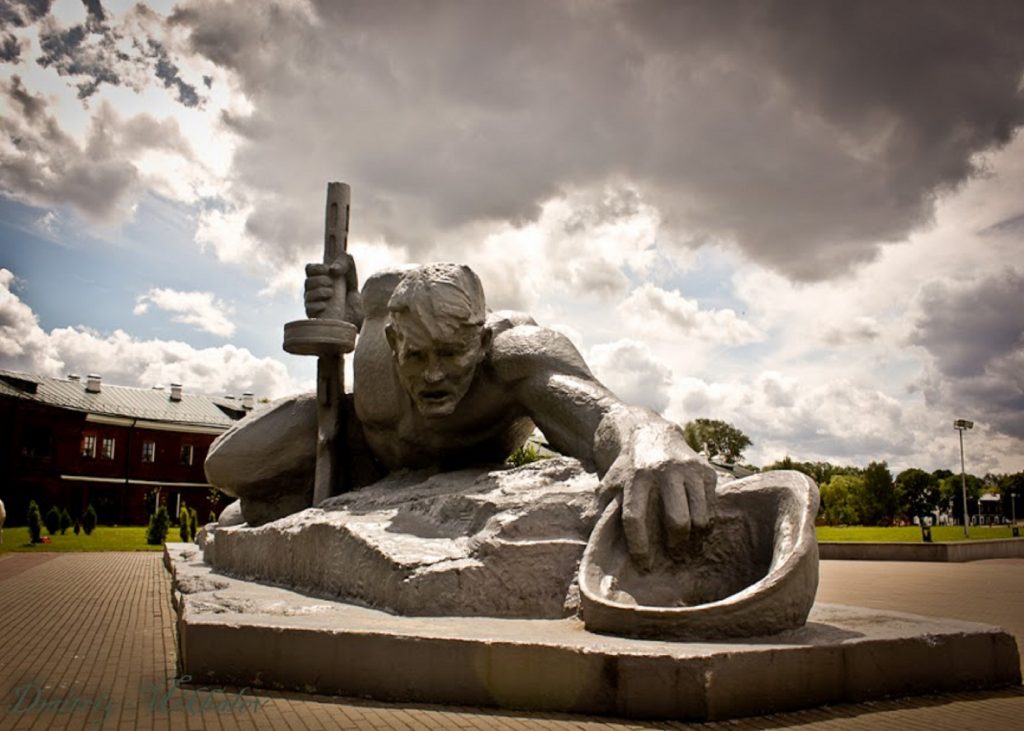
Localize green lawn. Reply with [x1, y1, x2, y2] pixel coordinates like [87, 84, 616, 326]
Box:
[0, 526, 168, 553]
[816, 525, 1019, 542]
[2, 524, 1018, 551]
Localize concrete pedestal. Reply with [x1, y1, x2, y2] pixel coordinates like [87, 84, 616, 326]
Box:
[166, 544, 1020, 722]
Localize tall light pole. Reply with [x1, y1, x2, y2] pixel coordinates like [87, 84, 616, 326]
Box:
[954, 419, 974, 537]
[1012, 490, 1019, 538]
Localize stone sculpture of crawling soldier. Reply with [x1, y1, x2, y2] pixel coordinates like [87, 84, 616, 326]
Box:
[206, 257, 718, 568]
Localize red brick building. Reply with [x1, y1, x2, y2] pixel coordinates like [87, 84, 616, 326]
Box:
[0, 369, 252, 525]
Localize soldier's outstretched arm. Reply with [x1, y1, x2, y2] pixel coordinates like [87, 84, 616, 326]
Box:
[493, 325, 717, 568]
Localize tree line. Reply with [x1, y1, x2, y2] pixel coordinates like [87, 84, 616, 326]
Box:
[682, 418, 1024, 526]
[768, 459, 1024, 527]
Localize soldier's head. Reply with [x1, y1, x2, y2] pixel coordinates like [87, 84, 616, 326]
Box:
[385, 263, 491, 418]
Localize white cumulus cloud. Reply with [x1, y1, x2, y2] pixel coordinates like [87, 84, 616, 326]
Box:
[0, 270, 302, 399]
[588, 338, 673, 414]
[619, 283, 762, 345]
[134, 287, 236, 337]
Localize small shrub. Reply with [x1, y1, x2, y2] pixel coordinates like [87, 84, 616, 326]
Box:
[82, 504, 97, 535]
[44, 506, 61, 536]
[507, 443, 548, 467]
[147, 505, 170, 546]
[179, 504, 191, 543]
[27, 500, 43, 544]
[189, 507, 199, 538]
[59, 508, 72, 535]
[208, 510, 218, 524]
[73, 520, 81, 535]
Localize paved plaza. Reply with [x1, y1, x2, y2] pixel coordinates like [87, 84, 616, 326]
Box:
[0, 552, 1021, 730]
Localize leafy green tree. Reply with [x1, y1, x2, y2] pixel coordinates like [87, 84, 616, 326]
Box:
[996, 471, 1024, 521]
[860, 461, 897, 525]
[895, 468, 939, 523]
[683, 419, 752, 464]
[763, 457, 861, 485]
[818, 474, 866, 526]
[938, 473, 983, 525]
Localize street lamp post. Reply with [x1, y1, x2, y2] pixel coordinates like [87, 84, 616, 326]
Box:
[954, 419, 974, 538]
[1013, 491, 1019, 538]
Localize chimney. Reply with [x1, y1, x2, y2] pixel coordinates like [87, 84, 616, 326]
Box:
[170, 383, 183, 402]
[241, 392, 255, 410]
[85, 374, 101, 393]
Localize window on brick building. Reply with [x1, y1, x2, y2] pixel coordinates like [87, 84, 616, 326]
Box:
[142, 441, 156, 463]
[81, 433, 97, 458]
[180, 444, 194, 466]
[22, 425, 52, 458]
[101, 437, 115, 460]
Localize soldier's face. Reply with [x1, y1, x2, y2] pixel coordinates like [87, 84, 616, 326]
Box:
[386, 317, 490, 418]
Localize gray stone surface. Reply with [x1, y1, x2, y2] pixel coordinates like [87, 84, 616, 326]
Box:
[205, 457, 602, 618]
[166, 543, 1022, 721]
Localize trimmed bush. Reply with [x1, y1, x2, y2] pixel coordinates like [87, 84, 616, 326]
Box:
[179, 504, 191, 543]
[82, 504, 97, 535]
[189, 507, 199, 538]
[208, 510, 218, 524]
[27, 500, 43, 544]
[73, 520, 81, 535]
[59, 508, 72, 535]
[147, 505, 170, 546]
[44, 506, 61, 536]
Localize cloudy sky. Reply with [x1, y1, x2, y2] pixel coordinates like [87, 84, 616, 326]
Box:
[2, 0, 1023, 475]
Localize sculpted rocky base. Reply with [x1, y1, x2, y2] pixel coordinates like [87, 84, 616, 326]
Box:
[206, 458, 602, 618]
[204, 459, 820, 638]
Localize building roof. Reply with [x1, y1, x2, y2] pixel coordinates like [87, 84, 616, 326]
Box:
[0, 369, 250, 429]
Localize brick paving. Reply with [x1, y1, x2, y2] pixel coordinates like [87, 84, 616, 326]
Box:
[0, 553, 1021, 730]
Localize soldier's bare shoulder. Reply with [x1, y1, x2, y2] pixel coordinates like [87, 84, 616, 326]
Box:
[487, 313, 593, 384]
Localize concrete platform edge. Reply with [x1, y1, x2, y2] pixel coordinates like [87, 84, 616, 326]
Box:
[819, 538, 1024, 562]
[165, 544, 1021, 721]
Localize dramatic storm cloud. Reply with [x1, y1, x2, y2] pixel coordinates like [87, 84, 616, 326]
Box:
[911, 269, 1024, 438]
[0, 74, 199, 224]
[2, 1, 1023, 473]
[31, 1, 201, 104]
[164, 0, 1024, 280]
